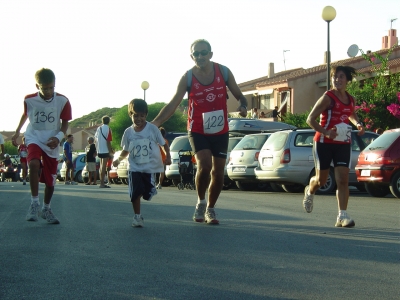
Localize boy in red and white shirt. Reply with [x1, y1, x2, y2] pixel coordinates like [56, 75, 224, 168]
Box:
[12, 68, 72, 224]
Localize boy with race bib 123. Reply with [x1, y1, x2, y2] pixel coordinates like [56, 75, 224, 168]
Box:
[113, 99, 171, 227]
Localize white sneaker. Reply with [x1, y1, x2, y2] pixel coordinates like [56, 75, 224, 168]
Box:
[335, 213, 355, 227]
[70, 181, 78, 185]
[156, 184, 162, 190]
[193, 203, 206, 222]
[205, 208, 219, 224]
[41, 207, 60, 224]
[132, 215, 144, 227]
[303, 185, 314, 213]
[64, 181, 70, 185]
[26, 202, 40, 221]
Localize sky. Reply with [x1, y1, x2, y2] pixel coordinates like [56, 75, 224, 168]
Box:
[0, 0, 398, 132]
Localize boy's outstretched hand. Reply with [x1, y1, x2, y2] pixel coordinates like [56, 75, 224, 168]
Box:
[46, 137, 60, 150]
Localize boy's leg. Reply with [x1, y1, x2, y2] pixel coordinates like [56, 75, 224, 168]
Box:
[40, 153, 60, 224]
[99, 157, 108, 187]
[25, 144, 43, 222]
[29, 159, 41, 197]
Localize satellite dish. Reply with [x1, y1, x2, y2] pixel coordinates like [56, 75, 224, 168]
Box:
[347, 44, 359, 57]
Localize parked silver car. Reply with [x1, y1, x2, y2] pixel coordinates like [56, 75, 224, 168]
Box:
[254, 129, 378, 194]
[223, 136, 243, 189]
[227, 133, 271, 191]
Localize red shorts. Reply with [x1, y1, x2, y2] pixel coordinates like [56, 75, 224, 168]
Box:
[27, 143, 58, 187]
[20, 157, 27, 164]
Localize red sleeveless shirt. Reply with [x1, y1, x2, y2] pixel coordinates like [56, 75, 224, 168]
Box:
[187, 63, 228, 135]
[314, 90, 355, 144]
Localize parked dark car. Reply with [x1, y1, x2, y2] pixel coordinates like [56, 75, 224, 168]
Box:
[355, 128, 400, 198]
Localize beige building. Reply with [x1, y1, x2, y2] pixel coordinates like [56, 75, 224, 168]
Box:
[228, 30, 400, 120]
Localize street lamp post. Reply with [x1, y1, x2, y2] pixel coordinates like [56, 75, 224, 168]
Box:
[141, 81, 150, 101]
[322, 6, 336, 91]
[283, 50, 290, 71]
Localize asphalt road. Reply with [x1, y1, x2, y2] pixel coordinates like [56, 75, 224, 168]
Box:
[0, 181, 399, 300]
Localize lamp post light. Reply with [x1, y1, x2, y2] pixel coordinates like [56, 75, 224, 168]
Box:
[322, 6, 336, 90]
[141, 81, 150, 101]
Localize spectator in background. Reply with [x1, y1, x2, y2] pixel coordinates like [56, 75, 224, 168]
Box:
[252, 107, 258, 119]
[105, 149, 114, 185]
[157, 127, 169, 189]
[0, 132, 4, 159]
[272, 106, 280, 121]
[95, 115, 113, 188]
[18, 137, 28, 185]
[375, 128, 383, 135]
[259, 111, 266, 118]
[85, 136, 97, 185]
[63, 134, 77, 185]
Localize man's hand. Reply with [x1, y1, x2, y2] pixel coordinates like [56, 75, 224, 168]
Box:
[46, 137, 60, 150]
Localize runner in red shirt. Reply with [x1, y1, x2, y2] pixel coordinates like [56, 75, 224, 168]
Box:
[303, 65, 365, 228]
[152, 39, 247, 224]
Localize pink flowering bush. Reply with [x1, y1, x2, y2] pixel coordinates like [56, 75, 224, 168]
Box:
[347, 45, 400, 130]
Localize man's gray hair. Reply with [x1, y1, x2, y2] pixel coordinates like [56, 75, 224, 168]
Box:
[87, 136, 94, 142]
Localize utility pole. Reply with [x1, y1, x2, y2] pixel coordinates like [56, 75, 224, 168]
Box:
[283, 50, 290, 70]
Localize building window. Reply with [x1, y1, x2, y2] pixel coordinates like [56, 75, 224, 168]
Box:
[260, 94, 272, 109]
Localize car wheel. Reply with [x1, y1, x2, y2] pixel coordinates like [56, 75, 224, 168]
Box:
[58, 177, 64, 182]
[122, 178, 129, 185]
[161, 177, 172, 187]
[281, 184, 304, 193]
[223, 179, 234, 190]
[172, 179, 180, 187]
[1, 173, 5, 182]
[355, 184, 366, 192]
[235, 181, 257, 191]
[270, 182, 284, 192]
[108, 178, 114, 184]
[114, 178, 122, 185]
[310, 169, 336, 195]
[75, 171, 83, 183]
[365, 182, 390, 197]
[389, 172, 400, 198]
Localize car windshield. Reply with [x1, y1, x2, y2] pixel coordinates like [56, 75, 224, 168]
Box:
[234, 134, 270, 150]
[262, 132, 288, 151]
[365, 131, 400, 150]
[169, 136, 192, 151]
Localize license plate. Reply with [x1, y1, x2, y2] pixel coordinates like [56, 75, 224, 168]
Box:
[361, 170, 370, 176]
[233, 167, 246, 172]
[263, 158, 273, 166]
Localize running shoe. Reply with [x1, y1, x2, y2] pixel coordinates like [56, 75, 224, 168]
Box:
[193, 203, 206, 222]
[205, 208, 219, 224]
[132, 215, 144, 227]
[156, 184, 162, 190]
[335, 213, 355, 227]
[26, 202, 40, 221]
[70, 181, 78, 185]
[303, 185, 314, 213]
[41, 207, 60, 224]
[64, 181, 70, 185]
[23, 180, 26, 186]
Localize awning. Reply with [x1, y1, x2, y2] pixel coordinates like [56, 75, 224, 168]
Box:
[257, 89, 274, 95]
[242, 90, 258, 95]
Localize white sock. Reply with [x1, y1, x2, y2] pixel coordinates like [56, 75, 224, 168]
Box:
[135, 214, 141, 218]
[31, 196, 39, 205]
[197, 199, 206, 205]
[43, 203, 50, 210]
[339, 210, 346, 217]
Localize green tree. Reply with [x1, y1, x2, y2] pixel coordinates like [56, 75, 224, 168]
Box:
[110, 102, 187, 150]
[281, 110, 311, 128]
[347, 45, 400, 130]
[3, 141, 18, 156]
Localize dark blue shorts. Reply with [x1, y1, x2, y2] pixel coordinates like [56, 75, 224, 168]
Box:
[188, 131, 229, 158]
[128, 172, 157, 202]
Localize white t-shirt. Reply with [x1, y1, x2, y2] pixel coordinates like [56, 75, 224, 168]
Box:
[23, 92, 72, 158]
[95, 124, 112, 154]
[121, 122, 165, 173]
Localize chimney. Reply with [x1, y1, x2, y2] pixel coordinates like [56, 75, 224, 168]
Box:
[268, 63, 274, 78]
[382, 29, 398, 49]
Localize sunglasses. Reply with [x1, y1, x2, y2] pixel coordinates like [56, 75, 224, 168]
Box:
[192, 50, 210, 57]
